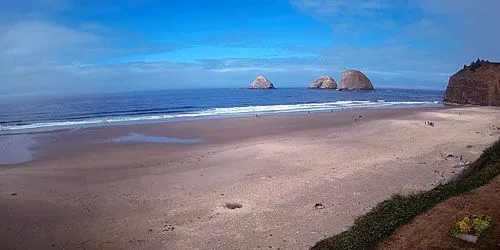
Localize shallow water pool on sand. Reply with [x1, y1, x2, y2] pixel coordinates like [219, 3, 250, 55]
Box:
[0, 134, 36, 165]
[111, 133, 201, 144]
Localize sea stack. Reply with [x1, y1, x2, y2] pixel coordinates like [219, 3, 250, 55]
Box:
[308, 76, 337, 89]
[443, 59, 500, 106]
[338, 70, 374, 91]
[248, 75, 275, 89]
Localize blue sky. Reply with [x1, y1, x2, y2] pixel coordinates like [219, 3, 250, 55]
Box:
[1, 0, 500, 95]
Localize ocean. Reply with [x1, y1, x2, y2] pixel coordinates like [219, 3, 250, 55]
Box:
[0, 88, 444, 134]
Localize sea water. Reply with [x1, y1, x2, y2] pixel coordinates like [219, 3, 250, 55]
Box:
[0, 88, 443, 134]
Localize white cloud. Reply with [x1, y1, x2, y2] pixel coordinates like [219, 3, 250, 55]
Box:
[416, 0, 500, 60]
[292, 0, 391, 15]
[290, 0, 500, 78]
[2, 0, 499, 95]
[0, 21, 101, 58]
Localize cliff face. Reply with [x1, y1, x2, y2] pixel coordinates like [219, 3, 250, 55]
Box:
[308, 76, 337, 89]
[248, 75, 275, 89]
[444, 60, 500, 106]
[338, 70, 374, 91]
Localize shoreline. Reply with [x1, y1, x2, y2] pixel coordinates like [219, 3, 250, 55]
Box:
[0, 100, 442, 136]
[1, 106, 499, 249]
[1, 106, 443, 166]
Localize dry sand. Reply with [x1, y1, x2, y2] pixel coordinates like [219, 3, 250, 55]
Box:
[1, 106, 499, 250]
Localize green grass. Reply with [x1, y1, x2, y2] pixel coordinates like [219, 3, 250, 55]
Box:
[311, 139, 500, 250]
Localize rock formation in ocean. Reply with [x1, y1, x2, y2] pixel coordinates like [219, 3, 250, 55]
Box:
[248, 75, 275, 89]
[338, 70, 374, 91]
[308, 76, 337, 89]
[443, 59, 500, 106]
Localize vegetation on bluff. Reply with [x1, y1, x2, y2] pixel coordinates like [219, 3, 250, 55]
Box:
[312, 139, 500, 250]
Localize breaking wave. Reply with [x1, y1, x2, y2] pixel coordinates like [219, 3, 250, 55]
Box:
[0, 100, 440, 133]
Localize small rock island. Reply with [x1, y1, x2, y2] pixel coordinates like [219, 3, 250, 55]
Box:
[443, 59, 500, 106]
[248, 75, 275, 89]
[338, 70, 374, 91]
[308, 76, 337, 89]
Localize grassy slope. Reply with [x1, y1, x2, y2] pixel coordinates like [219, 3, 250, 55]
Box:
[311, 139, 500, 250]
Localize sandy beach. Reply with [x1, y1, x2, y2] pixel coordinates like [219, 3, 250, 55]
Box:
[1, 106, 500, 250]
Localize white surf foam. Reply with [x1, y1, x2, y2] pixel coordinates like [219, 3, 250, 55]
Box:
[0, 100, 440, 133]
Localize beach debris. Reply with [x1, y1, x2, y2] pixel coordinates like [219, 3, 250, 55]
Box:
[466, 145, 474, 149]
[424, 121, 435, 127]
[458, 155, 469, 166]
[128, 238, 144, 243]
[440, 153, 457, 161]
[10, 193, 17, 196]
[314, 203, 324, 209]
[489, 125, 500, 135]
[224, 202, 243, 209]
[162, 224, 175, 232]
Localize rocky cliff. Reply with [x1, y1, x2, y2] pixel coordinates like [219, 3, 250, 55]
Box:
[308, 76, 337, 89]
[248, 75, 275, 89]
[443, 60, 500, 106]
[338, 70, 374, 91]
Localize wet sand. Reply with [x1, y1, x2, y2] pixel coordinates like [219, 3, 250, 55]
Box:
[1, 106, 500, 249]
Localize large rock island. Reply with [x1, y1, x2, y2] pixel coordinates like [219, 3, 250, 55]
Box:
[338, 70, 374, 91]
[248, 75, 275, 89]
[308, 76, 337, 89]
[443, 59, 500, 106]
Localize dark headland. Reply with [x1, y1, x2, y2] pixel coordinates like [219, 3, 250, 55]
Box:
[444, 59, 500, 106]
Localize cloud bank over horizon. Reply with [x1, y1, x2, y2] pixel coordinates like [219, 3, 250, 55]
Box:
[1, 0, 499, 95]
